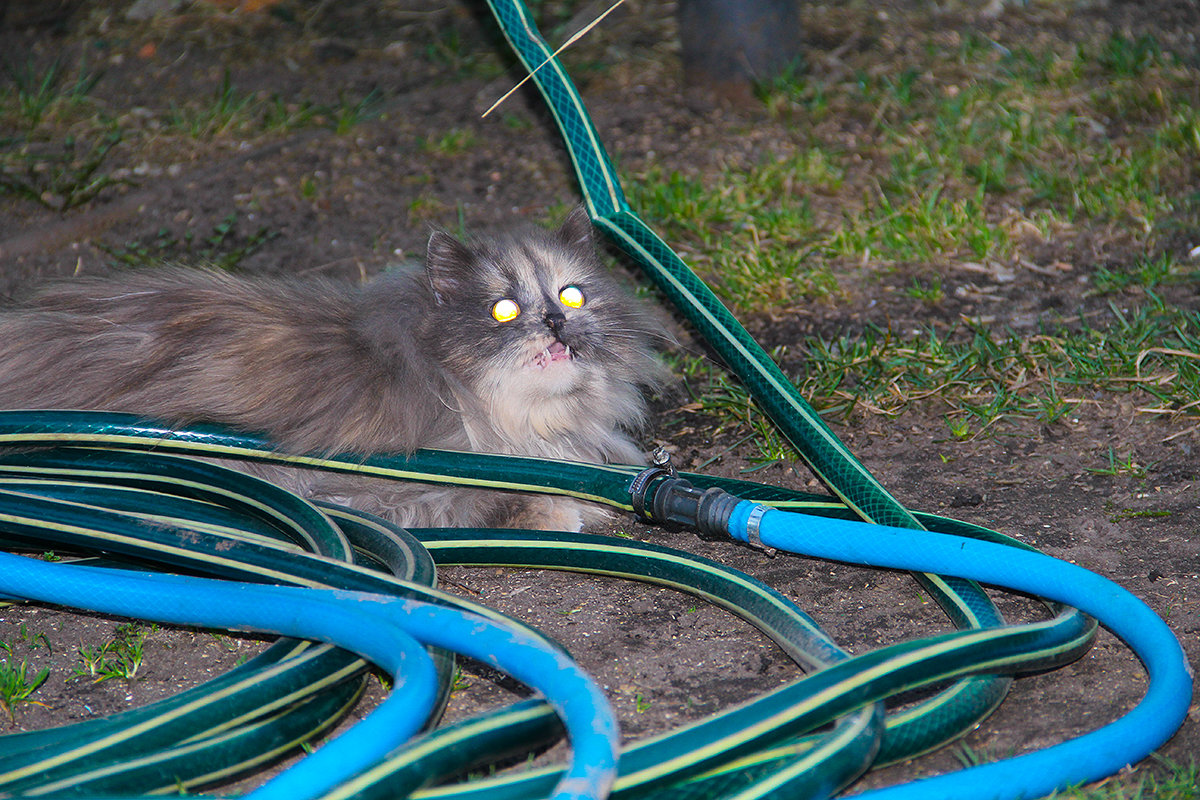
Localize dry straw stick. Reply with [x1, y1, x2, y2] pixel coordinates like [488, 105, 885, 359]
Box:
[482, 0, 628, 119]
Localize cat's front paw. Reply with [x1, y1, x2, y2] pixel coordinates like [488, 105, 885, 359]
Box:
[544, 504, 584, 533]
[532, 501, 583, 532]
[512, 497, 584, 532]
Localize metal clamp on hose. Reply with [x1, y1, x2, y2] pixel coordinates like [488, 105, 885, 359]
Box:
[744, 504, 776, 557]
[628, 465, 668, 520]
[630, 447, 683, 519]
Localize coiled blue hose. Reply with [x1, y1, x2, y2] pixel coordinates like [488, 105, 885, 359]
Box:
[727, 501, 1194, 800]
[0, 551, 619, 800]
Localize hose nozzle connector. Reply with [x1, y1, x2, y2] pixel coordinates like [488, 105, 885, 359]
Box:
[630, 470, 739, 539]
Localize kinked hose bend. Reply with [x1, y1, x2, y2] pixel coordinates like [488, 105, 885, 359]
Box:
[0, 2, 1193, 800]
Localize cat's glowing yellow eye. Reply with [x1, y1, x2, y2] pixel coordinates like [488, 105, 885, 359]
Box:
[491, 298, 521, 323]
[559, 285, 585, 309]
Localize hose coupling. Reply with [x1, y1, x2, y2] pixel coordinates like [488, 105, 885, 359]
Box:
[629, 469, 740, 540]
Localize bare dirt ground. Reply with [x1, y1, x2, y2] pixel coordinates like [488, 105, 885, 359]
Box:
[0, 0, 1196, 795]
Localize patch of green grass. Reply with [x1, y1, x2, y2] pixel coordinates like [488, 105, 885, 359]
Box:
[1093, 32, 1170, 78]
[501, 112, 535, 132]
[450, 666, 471, 694]
[0, 55, 127, 212]
[73, 623, 154, 683]
[164, 71, 382, 139]
[659, 30, 1199, 436]
[626, 149, 844, 309]
[1052, 758, 1199, 800]
[1109, 508, 1172, 523]
[1087, 447, 1157, 478]
[0, 627, 51, 719]
[418, 127, 479, 156]
[330, 89, 382, 135]
[953, 741, 1014, 769]
[259, 91, 381, 135]
[0, 656, 49, 719]
[166, 70, 259, 139]
[259, 95, 322, 132]
[942, 413, 975, 441]
[14, 623, 50, 651]
[205, 631, 240, 652]
[421, 26, 504, 80]
[678, 301, 1200, 450]
[674, 350, 798, 465]
[807, 303, 1200, 422]
[950, 747, 1196, 800]
[0, 128, 128, 211]
[1, 55, 104, 130]
[639, 27, 1197, 318]
[828, 184, 1006, 263]
[906, 275, 945, 304]
[1090, 254, 1200, 294]
[99, 211, 277, 270]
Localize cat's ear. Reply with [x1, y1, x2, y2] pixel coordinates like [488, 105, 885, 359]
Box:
[425, 230, 474, 304]
[556, 206, 595, 251]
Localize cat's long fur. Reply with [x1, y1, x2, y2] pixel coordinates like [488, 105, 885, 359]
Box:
[0, 209, 666, 530]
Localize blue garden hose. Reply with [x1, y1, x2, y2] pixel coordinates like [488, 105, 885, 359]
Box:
[722, 500, 1193, 800]
[0, 551, 619, 800]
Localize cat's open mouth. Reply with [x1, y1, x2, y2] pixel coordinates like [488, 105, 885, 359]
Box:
[532, 340, 572, 370]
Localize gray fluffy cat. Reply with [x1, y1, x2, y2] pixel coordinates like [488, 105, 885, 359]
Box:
[0, 209, 666, 531]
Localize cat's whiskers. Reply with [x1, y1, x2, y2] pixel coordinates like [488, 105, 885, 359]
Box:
[586, 348, 663, 390]
[94, 290, 161, 302]
[434, 388, 466, 415]
[594, 319, 677, 347]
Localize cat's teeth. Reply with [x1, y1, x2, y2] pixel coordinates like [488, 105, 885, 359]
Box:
[532, 342, 571, 370]
[535, 343, 571, 371]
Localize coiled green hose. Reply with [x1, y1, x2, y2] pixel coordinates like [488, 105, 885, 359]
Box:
[0, 413, 1097, 799]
